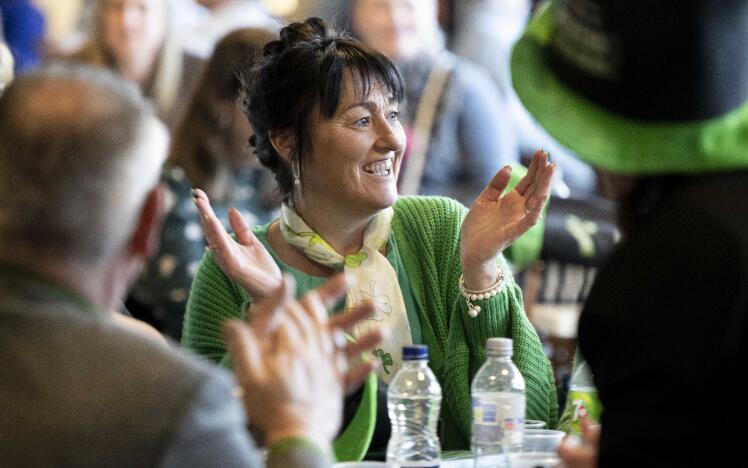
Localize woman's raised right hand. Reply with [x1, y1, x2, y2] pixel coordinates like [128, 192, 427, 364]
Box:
[192, 188, 282, 300]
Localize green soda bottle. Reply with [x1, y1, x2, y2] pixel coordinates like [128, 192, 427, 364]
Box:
[560, 357, 601, 435]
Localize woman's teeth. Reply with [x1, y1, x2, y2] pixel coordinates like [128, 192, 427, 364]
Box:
[363, 159, 393, 176]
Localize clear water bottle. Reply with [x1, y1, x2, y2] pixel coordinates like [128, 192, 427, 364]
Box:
[560, 357, 601, 435]
[471, 338, 526, 468]
[386, 345, 442, 468]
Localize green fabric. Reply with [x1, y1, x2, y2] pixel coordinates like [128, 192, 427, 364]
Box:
[182, 196, 558, 454]
[266, 436, 331, 467]
[511, 2, 748, 175]
[331, 372, 377, 461]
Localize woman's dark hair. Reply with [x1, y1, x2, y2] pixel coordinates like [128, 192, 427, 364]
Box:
[169, 28, 277, 203]
[240, 17, 405, 199]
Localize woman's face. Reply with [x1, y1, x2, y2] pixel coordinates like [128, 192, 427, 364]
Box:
[300, 72, 405, 216]
[102, 0, 166, 65]
[351, 0, 437, 61]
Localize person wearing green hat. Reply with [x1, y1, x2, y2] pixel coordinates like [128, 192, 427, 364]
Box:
[511, 0, 748, 465]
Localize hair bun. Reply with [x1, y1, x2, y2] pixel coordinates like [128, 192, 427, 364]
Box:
[263, 17, 334, 57]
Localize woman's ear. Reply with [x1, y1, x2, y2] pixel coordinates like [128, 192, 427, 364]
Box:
[268, 129, 296, 163]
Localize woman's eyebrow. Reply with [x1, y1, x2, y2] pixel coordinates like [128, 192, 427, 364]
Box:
[341, 99, 397, 113]
[341, 101, 375, 112]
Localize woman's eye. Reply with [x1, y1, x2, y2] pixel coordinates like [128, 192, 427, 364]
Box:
[354, 116, 371, 127]
[386, 111, 400, 122]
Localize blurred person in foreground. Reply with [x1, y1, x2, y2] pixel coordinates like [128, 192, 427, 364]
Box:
[128, 27, 280, 341]
[0, 63, 380, 467]
[510, 0, 748, 465]
[69, 0, 202, 127]
[183, 17, 558, 461]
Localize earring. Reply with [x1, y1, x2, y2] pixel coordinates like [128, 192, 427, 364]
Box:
[292, 159, 301, 186]
[291, 159, 302, 207]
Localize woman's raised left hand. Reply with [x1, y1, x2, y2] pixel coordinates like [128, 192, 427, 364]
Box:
[192, 188, 282, 300]
[460, 150, 555, 290]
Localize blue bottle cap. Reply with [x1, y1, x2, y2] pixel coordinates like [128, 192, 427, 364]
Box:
[402, 345, 428, 360]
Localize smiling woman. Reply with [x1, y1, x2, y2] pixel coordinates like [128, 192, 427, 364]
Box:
[300, 73, 404, 219]
[182, 17, 558, 462]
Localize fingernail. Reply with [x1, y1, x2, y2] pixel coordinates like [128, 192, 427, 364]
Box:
[191, 188, 198, 200]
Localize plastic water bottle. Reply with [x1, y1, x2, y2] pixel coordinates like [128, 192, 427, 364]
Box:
[471, 338, 526, 468]
[561, 358, 601, 435]
[386, 345, 442, 468]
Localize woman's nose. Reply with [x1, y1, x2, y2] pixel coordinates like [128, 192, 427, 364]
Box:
[375, 119, 404, 153]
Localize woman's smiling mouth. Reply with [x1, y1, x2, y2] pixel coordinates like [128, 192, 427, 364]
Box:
[362, 158, 393, 176]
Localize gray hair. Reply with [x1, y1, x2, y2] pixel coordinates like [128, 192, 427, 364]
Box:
[0, 64, 167, 264]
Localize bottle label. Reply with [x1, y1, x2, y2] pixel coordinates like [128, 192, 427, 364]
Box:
[472, 393, 525, 445]
[564, 387, 601, 435]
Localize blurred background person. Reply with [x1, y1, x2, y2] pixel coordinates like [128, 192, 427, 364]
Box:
[181, 0, 279, 58]
[127, 27, 280, 341]
[0, 0, 46, 72]
[511, 0, 748, 465]
[31, 0, 86, 54]
[68, 0, 203, 127]
[347, 0, 520, 206]
[449, 0, 598, 196]
[1, 40, 13, 90]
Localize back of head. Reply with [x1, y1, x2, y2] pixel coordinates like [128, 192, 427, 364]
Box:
[241, 17, 404, 199]
[0, 64, 167, 265]
[169, 27, 277, 200]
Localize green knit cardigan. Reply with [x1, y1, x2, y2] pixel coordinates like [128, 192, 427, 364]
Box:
[182, 196, 557, 452]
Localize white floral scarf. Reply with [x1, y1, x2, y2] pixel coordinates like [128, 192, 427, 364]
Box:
[280, 204, 411, 382]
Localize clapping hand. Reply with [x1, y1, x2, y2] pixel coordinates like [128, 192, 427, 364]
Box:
[558, 417, 600, 468]
[224, 274, 382, 450]
[192, 188, 282, 300]
[459, 150, 555, 289]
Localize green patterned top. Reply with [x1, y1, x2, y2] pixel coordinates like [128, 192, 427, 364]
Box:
[182, 196, 558, 451]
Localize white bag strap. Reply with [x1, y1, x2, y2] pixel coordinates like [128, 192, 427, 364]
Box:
[399, 52, 457, 195]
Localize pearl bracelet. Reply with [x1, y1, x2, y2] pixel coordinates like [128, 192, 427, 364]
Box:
[459, 270, 506, 318]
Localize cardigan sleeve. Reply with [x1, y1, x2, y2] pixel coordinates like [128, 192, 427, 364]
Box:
[181, 250, 248, 363]
[393, 196, 557, 450]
